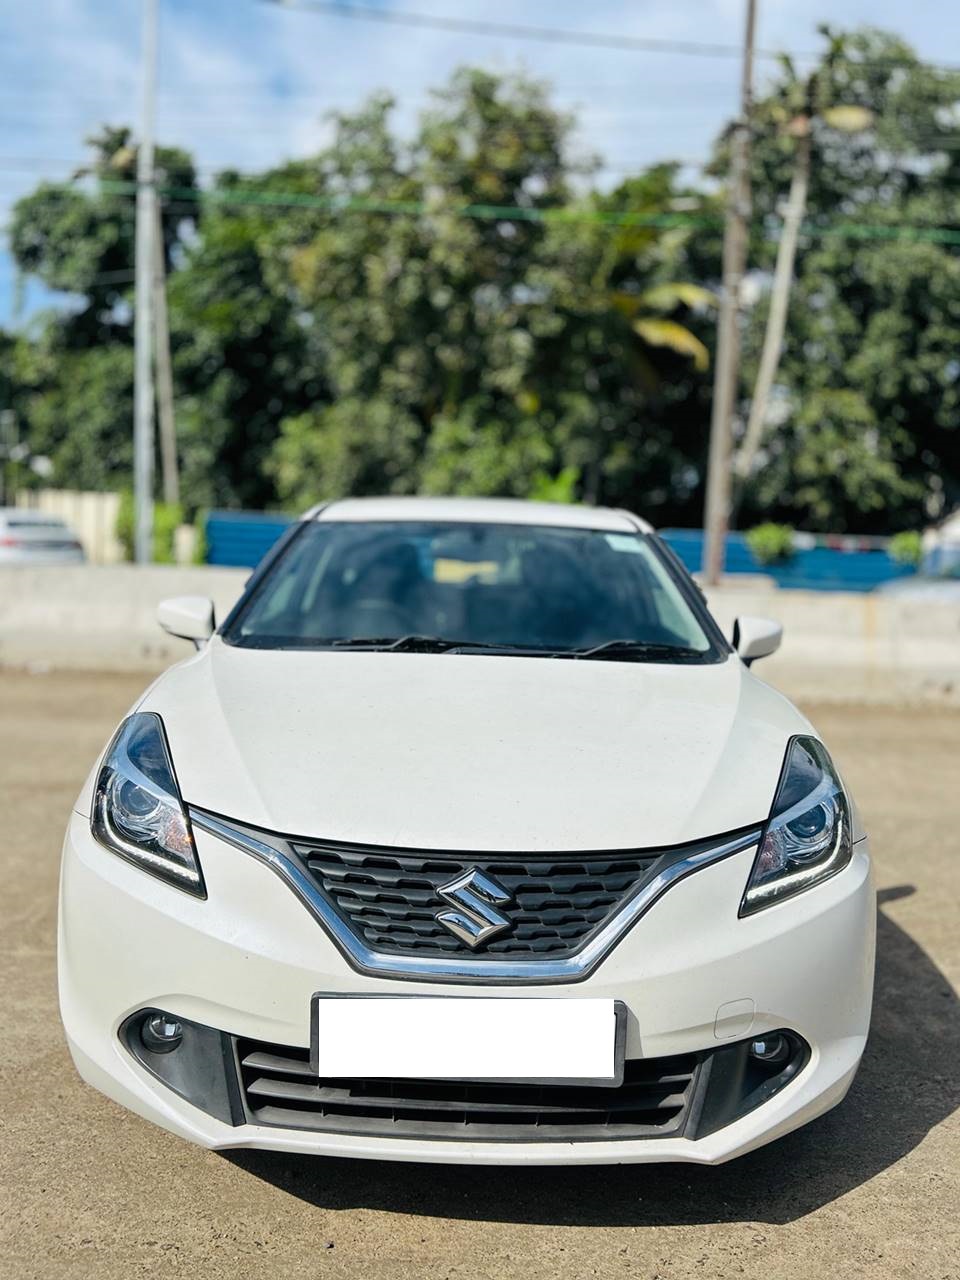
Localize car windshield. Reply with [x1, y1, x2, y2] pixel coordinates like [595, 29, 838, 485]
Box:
[224, 520, 722, 661]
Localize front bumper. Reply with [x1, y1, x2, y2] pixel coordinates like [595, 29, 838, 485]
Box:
[58, 810, 875, 1165]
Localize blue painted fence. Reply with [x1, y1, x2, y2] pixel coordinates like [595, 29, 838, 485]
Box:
[659, 529, 916, 593]
[205, 510, 293, 568]
[204, 510, 916, 593]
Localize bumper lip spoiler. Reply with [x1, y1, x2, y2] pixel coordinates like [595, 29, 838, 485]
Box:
[189, 807, 762, 986]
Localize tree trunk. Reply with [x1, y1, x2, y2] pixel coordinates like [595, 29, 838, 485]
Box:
[735, 129, 811, 493]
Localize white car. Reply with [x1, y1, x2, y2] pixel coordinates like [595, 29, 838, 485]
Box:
[0, 507, 85, 563]
[59, 497, 875, 1166]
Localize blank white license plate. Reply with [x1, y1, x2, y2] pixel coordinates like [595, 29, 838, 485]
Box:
[310, 995, 625, 1084]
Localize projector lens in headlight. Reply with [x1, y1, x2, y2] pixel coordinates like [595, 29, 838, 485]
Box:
[741, 736, 853, 916]
[91, 712, 205, 897]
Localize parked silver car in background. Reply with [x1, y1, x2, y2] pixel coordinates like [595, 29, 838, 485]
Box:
[874, 562, 960, 603]
[0, 508, 85, 564]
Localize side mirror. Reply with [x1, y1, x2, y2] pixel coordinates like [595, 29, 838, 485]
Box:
[157, 596, 215, 647]
[733, 615, 783, 665]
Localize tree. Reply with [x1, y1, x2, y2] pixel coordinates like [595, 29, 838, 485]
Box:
[262, 70, 578, 504]
[267, 398, 422, 509]
[746, 230, 960, 529]
[7, 128, 200, 493]
[166, 182, 324, 511]
[265, 80, 715, 517]
[8, 38, 960, 534]
[517, 166, 720, 515]
[733, 27, 960, 529]
[736, 32, 875, 484]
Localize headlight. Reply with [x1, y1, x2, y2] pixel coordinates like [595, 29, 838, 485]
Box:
[91, 713, 205, 897]
[740, 736, 852, 916]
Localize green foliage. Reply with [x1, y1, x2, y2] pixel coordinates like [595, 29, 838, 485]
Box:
[7, 129, 200, 501]
[419, 400, 558, 497]
[267, 399, 423, 510]
[734, 26, 960, 530]
[744, 387, 926, 531]
[888, 530, 923, 565]
[191, 513, 209, 565]
[167, 199, 322, 511]
[745, 523, 796, 565]
[529, 466, 580, 504]
[153, 501, 183, 565]
[115, 491, 133, 560]
[254, 74, 717, 516]
[116, 492, 183, 563]
[7, 38, 960, 534]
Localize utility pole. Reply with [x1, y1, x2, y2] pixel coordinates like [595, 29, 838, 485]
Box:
[0, 409, 16, 506]
[701, 0, 756, 586]
[133, 0, 158, 564]
[153, 201, 179, 507]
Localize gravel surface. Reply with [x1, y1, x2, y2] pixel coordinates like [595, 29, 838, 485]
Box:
[1, 670, 957, 1280]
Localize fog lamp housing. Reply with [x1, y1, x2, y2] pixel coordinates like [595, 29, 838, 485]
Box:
[119, 1009, 242, 1126]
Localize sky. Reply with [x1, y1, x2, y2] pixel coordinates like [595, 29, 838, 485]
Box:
[2, 0, 960, 325]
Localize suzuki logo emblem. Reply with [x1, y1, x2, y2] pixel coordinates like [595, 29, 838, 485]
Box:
[435, 868, 513, 949]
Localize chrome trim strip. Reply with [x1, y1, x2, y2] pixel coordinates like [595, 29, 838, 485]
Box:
[189, 809, 761, 985]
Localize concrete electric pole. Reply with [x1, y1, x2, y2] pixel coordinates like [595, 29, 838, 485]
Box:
[701, 0, 757, 586]
[153, 201, 180, 507]
[133, 0, 158, 564]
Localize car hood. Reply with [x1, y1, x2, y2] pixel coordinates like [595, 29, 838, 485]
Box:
[140, 638, 809, 851]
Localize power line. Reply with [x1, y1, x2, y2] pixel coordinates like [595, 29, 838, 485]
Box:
[9, 188, 960, 308]
[258, 0, 960, 73]
[6, 169, 960, 245]
[259, 0, 787, 61]
[51, 178, 960, 246]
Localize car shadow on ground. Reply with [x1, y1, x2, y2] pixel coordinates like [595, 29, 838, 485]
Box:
[225, 887, 958, 1226]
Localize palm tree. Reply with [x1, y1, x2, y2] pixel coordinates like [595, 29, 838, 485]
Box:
[620, 281, 717, 373]
[736, 38, 873, 486]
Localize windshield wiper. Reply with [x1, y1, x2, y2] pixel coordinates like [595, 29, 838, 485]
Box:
[329, 636, 565, 655]
[330, 635, 461, 652]
[243, 634, 704, 660]
[564, 639, 705, 661]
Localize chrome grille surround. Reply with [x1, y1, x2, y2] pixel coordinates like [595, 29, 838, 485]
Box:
[189, 808, 761, 985]
[293, 842, 663, 958]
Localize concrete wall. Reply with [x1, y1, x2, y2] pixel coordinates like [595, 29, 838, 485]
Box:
[703, 585, 960, 706]
[0, 565, 247, 672]
[1, 565, 958, 705]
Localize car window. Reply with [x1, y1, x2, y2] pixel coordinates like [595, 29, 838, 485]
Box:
[6, 517, 69, 529]
[225, 521, 722, 662]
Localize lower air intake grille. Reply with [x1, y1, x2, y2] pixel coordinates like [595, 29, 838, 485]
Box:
[236, 1038, 701, 1142]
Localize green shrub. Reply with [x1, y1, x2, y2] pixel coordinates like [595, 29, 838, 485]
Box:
[191, 510, 209, 565]
[116, 491, 184, 563]
[745, 522, 795, 566]
[888, 530, 922, 566]
[529, 466, 580, 504]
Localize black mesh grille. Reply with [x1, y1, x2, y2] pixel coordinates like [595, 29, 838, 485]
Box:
[289, 839, 663, 958]
[236, 1038, 700, 1141]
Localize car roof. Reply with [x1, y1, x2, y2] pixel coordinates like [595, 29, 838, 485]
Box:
[0, 508, 68, 524]
[305, 495, 652, 534]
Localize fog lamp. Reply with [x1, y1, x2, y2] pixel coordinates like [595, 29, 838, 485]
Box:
[749, 1034, 790, 1065]
[140, 1013, 183, 1054]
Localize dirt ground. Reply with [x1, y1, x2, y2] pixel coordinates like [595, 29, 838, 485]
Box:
[1, 670, 957, 1280]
